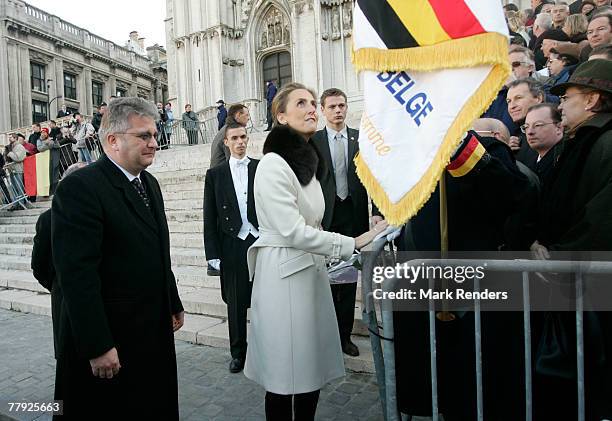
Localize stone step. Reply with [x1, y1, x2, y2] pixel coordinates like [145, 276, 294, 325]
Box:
[0, 208, 48, 217]
[0, 224, 36, 234]
[0, 232, 34, 245]
[153, 168, 206, 183]
[163, 189, 203, 202]
[170, 233, 204, 249]
[32, 200, 52, 208]
[174, 266, 220, 289]
[168, 220, 203, 234]
[160, 182, 205, 193]
[0, 215, 40, 225]
[0, 243, 32, 257]
[0, 270, 47, 293]
[0, 287, 374, 374]
[0, 256, 31, 271]
[179, 286, 227, 318]
[171, 247, 206, 267]
[164, 198, 204, 211]
[157, 172, 206, 188]
[0, 288, 51, 316]
[166, 210, 203, 223]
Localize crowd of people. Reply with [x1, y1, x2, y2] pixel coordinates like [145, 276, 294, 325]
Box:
[1, 95, 237, 209]
[15, 1, 612, 419]
[0, 114, 101, 209]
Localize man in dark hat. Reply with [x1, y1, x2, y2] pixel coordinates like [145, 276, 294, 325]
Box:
[217, 99, 227, 130]
[532, 59, 612, 421]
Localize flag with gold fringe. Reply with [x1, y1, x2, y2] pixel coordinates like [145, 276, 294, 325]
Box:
[352, 0, 510, 225]
[24, 150, 51, 197]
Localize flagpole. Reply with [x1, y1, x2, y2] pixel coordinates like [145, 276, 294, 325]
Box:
[437, 175, 455, 322]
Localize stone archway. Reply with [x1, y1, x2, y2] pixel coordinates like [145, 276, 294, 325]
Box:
[254, 4, 292, 95]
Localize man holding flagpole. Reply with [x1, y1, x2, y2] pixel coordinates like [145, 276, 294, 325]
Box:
[351, 0, 525, 419]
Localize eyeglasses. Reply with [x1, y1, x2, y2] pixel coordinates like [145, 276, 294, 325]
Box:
[559, 91, 593, 103]
[511, 61, 529, 68]
[114, 132, 158, 142]
[520, 122, 558, 133]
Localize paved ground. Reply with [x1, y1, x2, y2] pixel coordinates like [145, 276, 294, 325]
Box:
[0, 308, 383, 421]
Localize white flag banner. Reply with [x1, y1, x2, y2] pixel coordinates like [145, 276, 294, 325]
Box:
[352, 0, 510, 225]
[359, 66, 493, 204]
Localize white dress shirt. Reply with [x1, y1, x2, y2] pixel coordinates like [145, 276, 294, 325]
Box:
[229, 156, 259, 240]
[107, 154, 142, 183]
[325, 125, 349, 170]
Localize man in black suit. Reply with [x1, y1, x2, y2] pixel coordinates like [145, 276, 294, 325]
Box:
[204, 122, 259, 373]
[51, 97, 184, 419]
[312, 88, 381, 357]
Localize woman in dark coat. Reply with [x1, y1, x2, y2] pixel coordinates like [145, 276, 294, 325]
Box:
[532, 59, 612, 421]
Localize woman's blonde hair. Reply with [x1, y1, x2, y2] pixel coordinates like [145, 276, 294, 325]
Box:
[271, 82, 318, 126]
[563, 13, 588, 36]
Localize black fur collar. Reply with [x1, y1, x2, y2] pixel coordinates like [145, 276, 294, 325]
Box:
[263, 125, 326, 186]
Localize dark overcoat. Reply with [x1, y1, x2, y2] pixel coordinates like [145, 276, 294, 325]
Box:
[32, 209, 64, 359]
[394, 136, 530, 420]
[537, 113, 612, 420]
[51, 155, 183, 419]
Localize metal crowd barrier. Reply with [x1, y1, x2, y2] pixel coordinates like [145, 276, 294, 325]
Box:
[360, 239, 612, 421]
[0, 162, 28, 210]
[160, 118, 218, 148]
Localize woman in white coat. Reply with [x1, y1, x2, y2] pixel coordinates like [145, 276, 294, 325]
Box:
[244, 83, 387, 420]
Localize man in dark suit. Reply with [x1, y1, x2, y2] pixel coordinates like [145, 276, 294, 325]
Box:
[51, 97, 184, 419]
[204, 122, 259, 373]
[312, 88, 381, 357]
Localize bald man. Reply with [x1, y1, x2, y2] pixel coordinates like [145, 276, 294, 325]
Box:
[473, 118, 511, 145]
[473, 118, 541, 251]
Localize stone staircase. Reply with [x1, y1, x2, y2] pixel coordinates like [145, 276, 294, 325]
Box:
[0, 130, 377, 373]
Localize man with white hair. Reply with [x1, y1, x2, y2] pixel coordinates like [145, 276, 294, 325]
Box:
[534, 12, 554, 39]
[551, 2, 570, 28]
[52, 97, 184, 419]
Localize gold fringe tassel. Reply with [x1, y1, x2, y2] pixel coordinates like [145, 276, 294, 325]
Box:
[352, 32, 510, 73]
[355, 63, 509, 226]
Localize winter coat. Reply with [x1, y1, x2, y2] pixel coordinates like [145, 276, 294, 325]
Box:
[244, 126, 354, 394]
[6, 143, 27, 173]
[181, 111, 199, 130]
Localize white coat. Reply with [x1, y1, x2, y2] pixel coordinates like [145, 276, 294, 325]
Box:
[245, 152, 355, 395]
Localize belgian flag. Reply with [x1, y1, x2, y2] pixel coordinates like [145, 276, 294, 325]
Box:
[352, 0, 510, 225]
[24, 150, 51, 197]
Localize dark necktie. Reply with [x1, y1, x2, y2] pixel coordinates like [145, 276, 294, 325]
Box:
[131, 177, 151, 209]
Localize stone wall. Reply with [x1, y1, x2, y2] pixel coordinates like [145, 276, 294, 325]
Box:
[0, 0, 167, 133]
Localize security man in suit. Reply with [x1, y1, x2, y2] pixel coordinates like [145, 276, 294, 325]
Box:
[51, 97, 184, 419]
[312, 88, 382, 357]
[203, 122, 259, 373]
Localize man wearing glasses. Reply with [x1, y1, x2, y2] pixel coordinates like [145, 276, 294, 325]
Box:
[51, 97, 184, 419]
[506, 78, 546, 165]
[522, 103, 564, 185]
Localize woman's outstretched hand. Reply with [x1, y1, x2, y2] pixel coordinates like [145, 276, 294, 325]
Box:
[355, 220, 389, 250]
